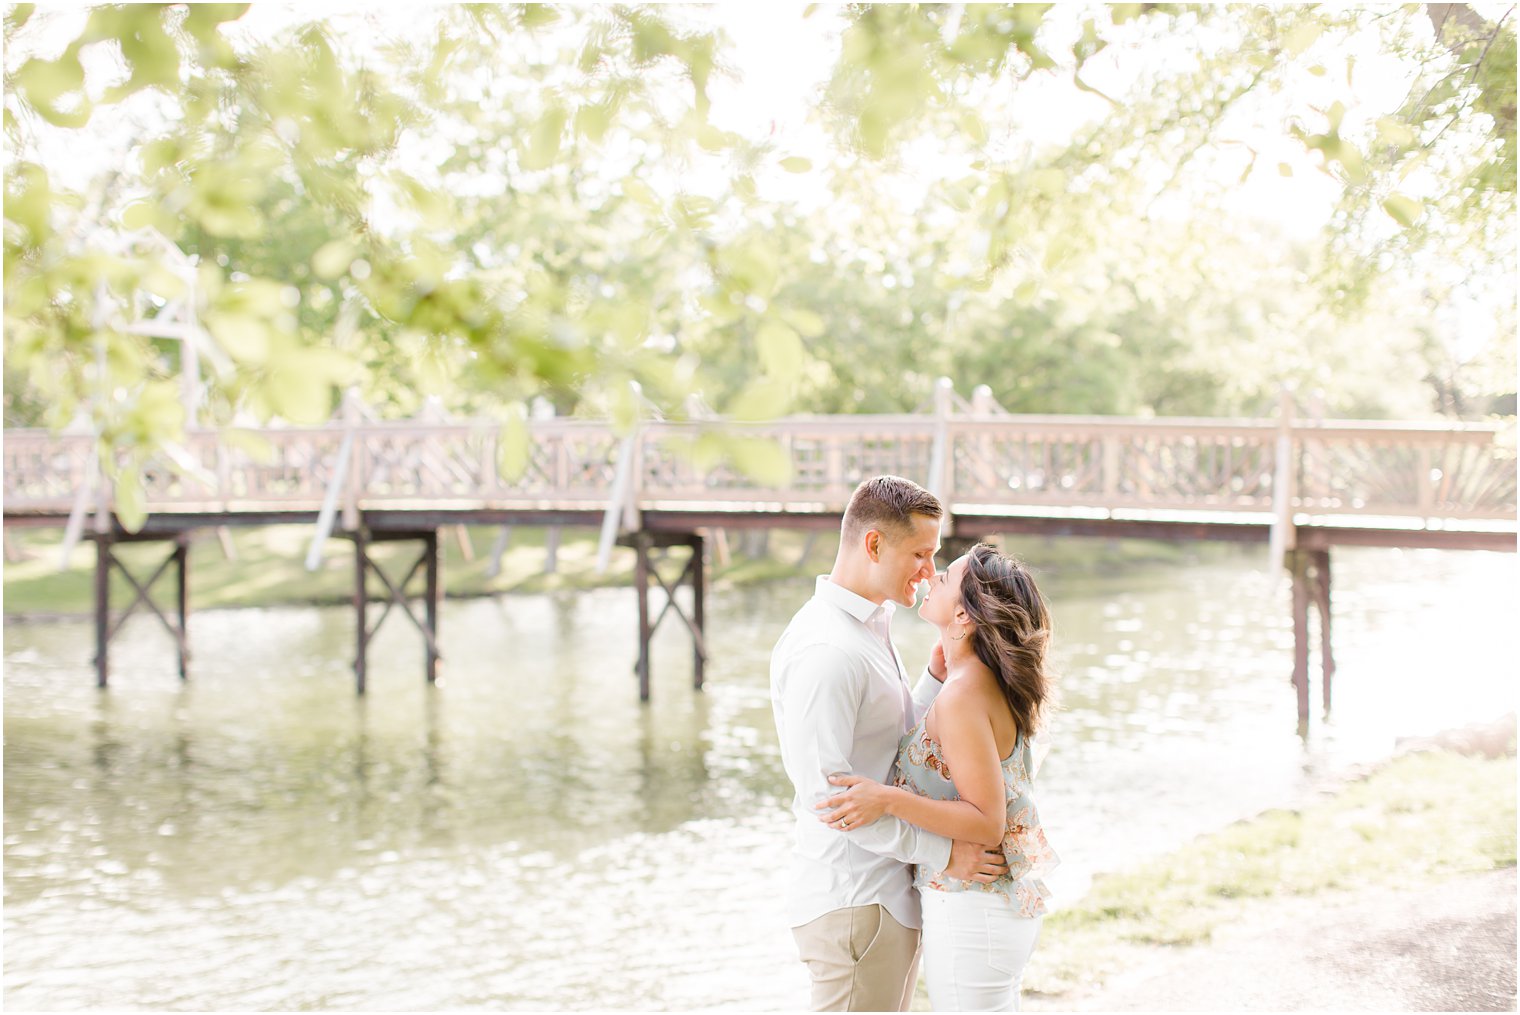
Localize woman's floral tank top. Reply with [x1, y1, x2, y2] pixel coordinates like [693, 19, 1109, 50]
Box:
[894, 710, 1059, 917]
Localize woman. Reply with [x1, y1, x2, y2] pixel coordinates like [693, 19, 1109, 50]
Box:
[816, 542, 1058, 1011]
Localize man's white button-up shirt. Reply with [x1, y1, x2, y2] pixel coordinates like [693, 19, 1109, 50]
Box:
[771, 575, 949, 931]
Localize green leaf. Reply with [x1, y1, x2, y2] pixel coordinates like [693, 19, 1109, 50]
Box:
[729, 378, 791, 421]
[266, 348, 343, 423]
[1375, 116, 1416, 148]
[698, 124, 730, 151]
[203, 314, 270, 365]
[575, 102, 612, 143]
[1278, 162, 1294, 177]
[15, 51, 91, 126]
[6, 163, 52, 245]
[1336, 141, 1367, 184]
[1109, 3, 1143, 24]
[727, 436, 791, 485]
[623, 179, 659, 206]
[1382, 194, 1424, 227]
[498, 408, 530, 481]
[1326, 101, 1346, 132]
[312, 240, 356, 280]
[223, 428, 276, 465]
[690, 432, 725, 470]
[522, 103, 568, 171]
[181, 4, 250, 42]
[782, 307, 827, 337]
[142, 264, 187, 302]
[114, 466, 148, 533]
[520, 5, 558, 28]
[135, 380, 185, 436]
[187, 164, 263, 236]
[779, 156, 812, 173]
[699, 291, 745, 325]
[1284, 21, 1323, 57]
[1028, 167, 1066, 196]
[959, 111, 988, 145]
[139, 138, 178, 176]
[5, 4, 36, 31]
[755, 319, 804, 382]
[717, 238, 779, 297]
[16, 53, 84, 106]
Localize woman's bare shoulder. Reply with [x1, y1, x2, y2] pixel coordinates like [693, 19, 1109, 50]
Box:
[935, 670, 1003, 722]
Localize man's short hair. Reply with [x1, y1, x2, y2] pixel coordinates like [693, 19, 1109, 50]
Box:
[841, 475, 943, 541]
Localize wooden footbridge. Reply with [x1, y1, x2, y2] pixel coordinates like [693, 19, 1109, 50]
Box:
[4, 382, 1514, 721]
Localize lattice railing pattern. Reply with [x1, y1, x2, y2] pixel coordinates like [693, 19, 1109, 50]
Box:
[3, 415, 1514, 523]
[949, 421, 1281, 510]
[3, 433, 95, 503]
[1296, 427, 1516, 519]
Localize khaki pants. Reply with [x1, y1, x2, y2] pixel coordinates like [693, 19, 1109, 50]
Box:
[792, 904, 922, 1012]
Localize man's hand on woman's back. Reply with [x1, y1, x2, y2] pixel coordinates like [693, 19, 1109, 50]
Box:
[945, 839, 1009, 882]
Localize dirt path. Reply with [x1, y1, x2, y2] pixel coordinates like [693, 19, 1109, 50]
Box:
[1033, 866, 1516, 1011]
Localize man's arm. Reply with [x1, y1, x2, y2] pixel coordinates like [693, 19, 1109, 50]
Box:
[779, 642, 950, 870]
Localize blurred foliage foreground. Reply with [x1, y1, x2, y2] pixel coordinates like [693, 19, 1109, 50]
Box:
[4, 3, 1515, 530]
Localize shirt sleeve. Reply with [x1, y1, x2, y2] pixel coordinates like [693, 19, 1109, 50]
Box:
[910, 666, 943, 724]
[779, 642, 951, 869]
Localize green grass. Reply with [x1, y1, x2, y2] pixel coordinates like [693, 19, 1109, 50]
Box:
[1021, 748, 1518, 999]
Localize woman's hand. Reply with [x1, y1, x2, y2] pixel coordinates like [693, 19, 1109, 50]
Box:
[928, 638, 947, 681]
[814, 773, 899, 831]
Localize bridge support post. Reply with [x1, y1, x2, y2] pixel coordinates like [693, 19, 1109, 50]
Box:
[1290, 550, 1311, 726]
[94, 535, 110, 688]
[174, 534, 190, 681]
[353, 526, 369, 695]
[1288, 547, 1335, 726]
[1312, 548, 1334, 714]
[620, 530, 707, 702]
[424, 528, 441, 685]
[348, 525, 443, 695]
[692, 532, 705, 691]
[90, 531, 193, 689]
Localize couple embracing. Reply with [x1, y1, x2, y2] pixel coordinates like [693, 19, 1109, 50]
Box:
[770, 476, 1058, 1012]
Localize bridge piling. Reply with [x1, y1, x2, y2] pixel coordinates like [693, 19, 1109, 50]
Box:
[90, 532, 192, 689]
[348, 526, 443, 693]
[93, 535, 109, 688]
[353, 527, 369, 695]
[1290, 550, 1312, 725]
[1313, 548, 1335, 715]
[1289, 547, 1336, 725]
[621, 530, 707, 702]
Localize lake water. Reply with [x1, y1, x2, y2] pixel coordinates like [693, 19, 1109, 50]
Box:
[4, 542, 1515, 1010]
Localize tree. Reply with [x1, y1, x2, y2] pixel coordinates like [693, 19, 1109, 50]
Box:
[4, 2, 1513, 534]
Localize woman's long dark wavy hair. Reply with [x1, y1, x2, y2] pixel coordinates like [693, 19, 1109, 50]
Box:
[958, 542, 1053, 738]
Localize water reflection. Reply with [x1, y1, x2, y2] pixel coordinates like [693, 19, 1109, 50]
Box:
[4, 544, 1514, 1009]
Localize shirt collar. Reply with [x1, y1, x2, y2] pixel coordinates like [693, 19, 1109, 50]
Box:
[814, 575, 894, 626]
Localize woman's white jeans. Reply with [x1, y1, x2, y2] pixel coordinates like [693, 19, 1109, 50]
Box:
[919, 888, 1042, 1012]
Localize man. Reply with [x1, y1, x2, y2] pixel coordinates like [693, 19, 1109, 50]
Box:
[771, 475, 1010, 1012]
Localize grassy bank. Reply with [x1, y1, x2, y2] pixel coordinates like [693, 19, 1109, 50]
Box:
[1, 524, 1240, 617]
[1021, 743, 1517, 1003]
[0, 524, 819, 616]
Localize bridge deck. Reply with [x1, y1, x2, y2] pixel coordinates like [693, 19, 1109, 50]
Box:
[4, 413, 1514, 550]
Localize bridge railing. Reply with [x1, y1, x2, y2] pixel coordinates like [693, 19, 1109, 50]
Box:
[3, 413, 1514, 524]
